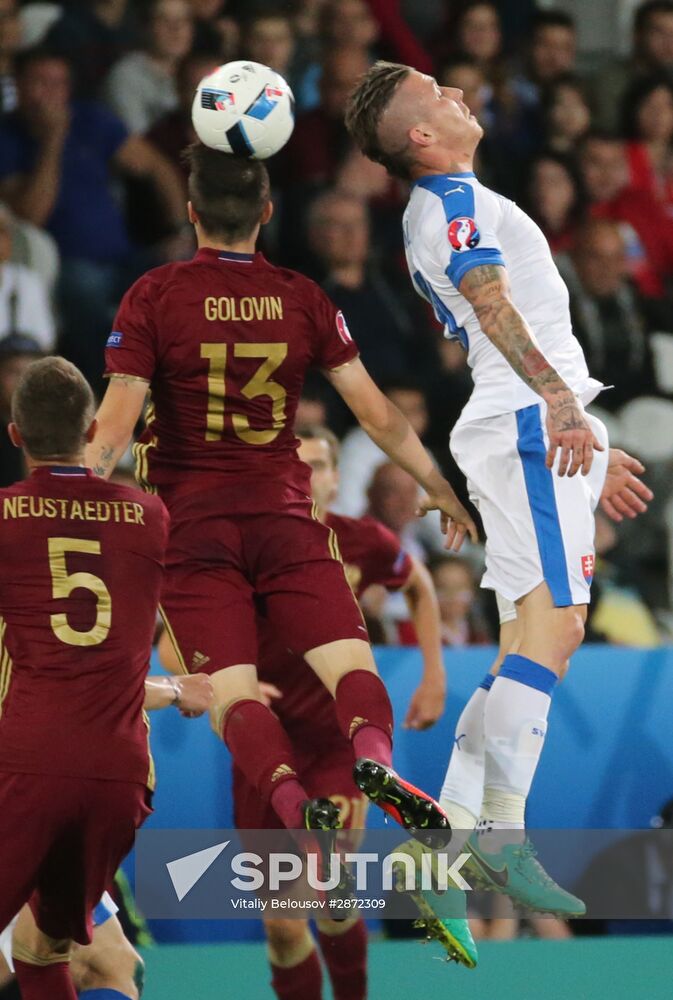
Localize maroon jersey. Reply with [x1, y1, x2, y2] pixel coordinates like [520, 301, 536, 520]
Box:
[105, 249, 358, 509]
[0, 467, 168, 786]
[257, 512, 413, 747]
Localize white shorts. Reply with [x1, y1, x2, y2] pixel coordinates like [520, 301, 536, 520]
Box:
[451, 403, 609, 607]
[0, 891, 118, 973]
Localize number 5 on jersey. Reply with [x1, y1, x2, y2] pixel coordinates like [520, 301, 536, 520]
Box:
[201, 342, 288, 444]
[48, 537, 112, 647]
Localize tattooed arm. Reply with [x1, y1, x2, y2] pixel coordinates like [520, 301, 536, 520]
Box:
[85, 375, 149, 479]
[458, 264, 604, 477]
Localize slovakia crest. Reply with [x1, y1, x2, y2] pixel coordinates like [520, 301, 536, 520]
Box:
[448, 217, 480, 252]
[581, 554, 595, 583]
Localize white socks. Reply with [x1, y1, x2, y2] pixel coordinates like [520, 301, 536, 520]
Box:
[442, 656, 557, 839]
[440, 681, 490, 829]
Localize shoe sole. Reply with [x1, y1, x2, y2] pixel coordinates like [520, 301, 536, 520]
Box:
[354, 759, 451, 849]
[413, 909, 478, 969]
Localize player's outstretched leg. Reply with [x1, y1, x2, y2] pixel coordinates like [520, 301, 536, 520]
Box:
[212, 667, 312, 830]
[304, 644, 450, 844]
[316, 917, 367, 1000]
[12, 909, 76, 1000]
[467, 586, 586, 916]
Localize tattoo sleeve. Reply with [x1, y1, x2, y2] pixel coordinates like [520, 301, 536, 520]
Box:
[459, 264, 585, 430]
[91, 445, 116, 479]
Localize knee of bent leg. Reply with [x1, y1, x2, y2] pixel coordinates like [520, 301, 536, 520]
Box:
[265, 919, 309, 965]
[71, 934, 142, 998]
[557, 608, 585, 663]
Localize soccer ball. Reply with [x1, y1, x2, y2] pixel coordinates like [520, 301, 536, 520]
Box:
[192, 60, 295, 160]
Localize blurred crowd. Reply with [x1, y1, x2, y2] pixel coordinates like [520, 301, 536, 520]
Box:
[1, 0, 673, 644]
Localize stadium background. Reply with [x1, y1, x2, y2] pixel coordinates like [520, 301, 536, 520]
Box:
[1, 0, 673, 996]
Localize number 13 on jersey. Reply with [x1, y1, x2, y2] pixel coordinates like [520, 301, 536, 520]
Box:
[201, 342, 288, 445]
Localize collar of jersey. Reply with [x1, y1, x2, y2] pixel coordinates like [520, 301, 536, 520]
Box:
[33, 465, 91, 477]
[412, 171, 475, 188]
[196, 247, 258, 264]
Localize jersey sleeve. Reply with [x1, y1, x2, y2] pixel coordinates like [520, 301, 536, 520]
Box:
[423, 180, 506, 289]
[362, 518, 413, 591]
[104, 275, 159, 382]
[310, 284, 360, 371]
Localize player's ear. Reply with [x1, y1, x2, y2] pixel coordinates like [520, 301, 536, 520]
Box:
[409, 123, 435, 149]
[261, 199, 274, 226]
[7, 422, 22, 449]
[85, 419, 97, 444]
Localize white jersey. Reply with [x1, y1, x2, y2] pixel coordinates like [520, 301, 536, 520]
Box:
[403, 171, 603, 424]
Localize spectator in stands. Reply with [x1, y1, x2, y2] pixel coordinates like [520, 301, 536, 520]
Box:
[278, 45, 369, 265]
[0, 332, 42, 487]
[445, 0, 503, 76]
[541, 75, 592, 154]
[429, 555, 491, 647]
[361, 0, 433, 73]
[579, 131, 673, 300]
[621, 74, 673, 214]
[103, 0, 195, 134]
[241, 9, 295, 80]
[145, 51, 217, 187]
[0, 203, 54, 350]
[43, 0, 138, 95]
[591, 0, 673, 130]
[0, 49, 187, 392]
[562, 218, 663, 410]
[336, 380, 430, 518]
[0, 0, 20, 114]
[585, 511, 663, 646]
[293, 0, 377, 112]
[513, 8, 578, 109]
[525, 152, 585, 254]
[307, 190, 415, 382]
[188, 0, 238, 58]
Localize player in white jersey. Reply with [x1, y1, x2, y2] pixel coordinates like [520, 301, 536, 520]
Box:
[345, 61, 634, 918]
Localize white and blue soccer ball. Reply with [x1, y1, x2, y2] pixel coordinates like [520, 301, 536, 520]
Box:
[192, 60, 295, 160]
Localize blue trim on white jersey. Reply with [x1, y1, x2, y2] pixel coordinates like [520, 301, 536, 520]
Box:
[414, 173, 506, 286]
[446, 247, 507, 288]
[412, 270, 469, 349]
[499, 654, 558, 696]
[412, 171, 475, 188]
[516, 405, 573, 607]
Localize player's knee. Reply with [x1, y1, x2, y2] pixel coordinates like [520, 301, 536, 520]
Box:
[560, 608, 585, 661]
[71, 936, 141, 998]
[265, 919, 309, 964]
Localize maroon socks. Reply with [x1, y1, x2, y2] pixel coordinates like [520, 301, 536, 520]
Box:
[270, 948, 323, 1000]
[14, 960, 77, 1000]
[317, 919, 368, 1000]
[222, 699, 307, 828]
[335, 670, 393, 767]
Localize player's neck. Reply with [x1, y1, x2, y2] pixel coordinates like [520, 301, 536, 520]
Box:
[196, 231, 258, 255]
[410, 152, 475, 180]
[25, 455, 87, 472]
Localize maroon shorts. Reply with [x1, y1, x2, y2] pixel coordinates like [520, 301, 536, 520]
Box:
[160, 492, 366, 673]
[0, 772, 151, 944]
[233, 740, 367, 832]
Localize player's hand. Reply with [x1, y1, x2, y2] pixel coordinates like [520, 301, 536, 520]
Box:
[403, 675, 446, 731]
[417, 486, 478, 552]
[258, 682, 283, 709]
[600, 448, 653, 523]
[545, 392, 604, 477]
[175, 674, 214, 717]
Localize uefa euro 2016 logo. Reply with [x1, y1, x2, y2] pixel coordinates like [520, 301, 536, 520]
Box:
[448, 217, 480, 252]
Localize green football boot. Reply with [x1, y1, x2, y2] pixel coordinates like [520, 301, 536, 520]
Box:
[393, 839, 478, 969]
[465, 832, 586, 917]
